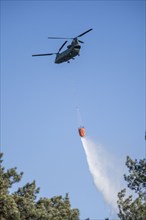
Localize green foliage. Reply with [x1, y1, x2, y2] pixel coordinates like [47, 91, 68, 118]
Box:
[124, 156, 146, 193]
[0, 153, 79, 220]
[117, 156, 146, 220]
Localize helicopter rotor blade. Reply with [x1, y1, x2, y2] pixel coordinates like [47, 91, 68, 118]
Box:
[79, 40, 84, 43]
[58, 41, 68, 53]
[32, 53, 55, 57]
[48, 29, 93, 40]
[32, 41, 68, 57]
[48, 37, 72, 40]
[77, 28, 93, 38]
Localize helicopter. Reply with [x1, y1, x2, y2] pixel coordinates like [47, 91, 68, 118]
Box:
[32, 28, 93, 64]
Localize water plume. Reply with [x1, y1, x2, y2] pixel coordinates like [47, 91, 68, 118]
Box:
[81, 136, 123, 213]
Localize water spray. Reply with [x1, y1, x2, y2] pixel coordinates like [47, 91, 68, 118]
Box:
[79, 134, 122, 214]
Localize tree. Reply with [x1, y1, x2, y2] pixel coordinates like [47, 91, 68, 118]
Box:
[117, 156, 146, 220]
[0, 153, 79, 220]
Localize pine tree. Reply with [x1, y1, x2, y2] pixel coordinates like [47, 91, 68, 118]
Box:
[0, 153, 79, 220]
[117, 156, 146, 220]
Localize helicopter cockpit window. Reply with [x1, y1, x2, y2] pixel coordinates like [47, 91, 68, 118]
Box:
[74, 45, 81, 49]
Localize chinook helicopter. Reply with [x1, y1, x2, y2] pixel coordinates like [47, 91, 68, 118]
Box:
[32, 28, 93, 64]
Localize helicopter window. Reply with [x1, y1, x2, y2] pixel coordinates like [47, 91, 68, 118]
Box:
[74, 45, 81, 49]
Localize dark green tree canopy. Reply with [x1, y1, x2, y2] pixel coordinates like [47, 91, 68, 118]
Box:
[124, 156, 146, 193]
[0, 153, 79, 220]
[117, 156, 146, 220]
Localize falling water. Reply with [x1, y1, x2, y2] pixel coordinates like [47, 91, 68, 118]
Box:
[81, 136, 123, 213]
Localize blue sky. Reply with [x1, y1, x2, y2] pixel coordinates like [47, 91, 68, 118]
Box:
[1, 0, 145, 219]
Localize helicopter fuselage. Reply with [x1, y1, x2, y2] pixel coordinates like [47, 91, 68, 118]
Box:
[55, 44, 81, 64]
[32, 29, 92, 63]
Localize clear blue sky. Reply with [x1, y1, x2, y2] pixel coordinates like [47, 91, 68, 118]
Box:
[1, 0, 145, 219]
